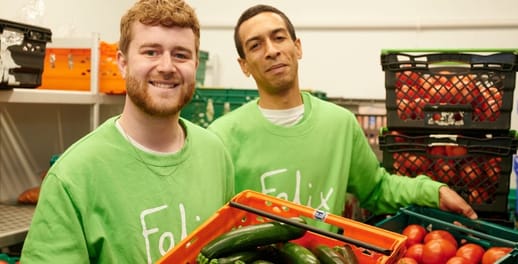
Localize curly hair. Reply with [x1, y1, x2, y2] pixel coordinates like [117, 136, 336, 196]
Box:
[119, 0, 200, 56]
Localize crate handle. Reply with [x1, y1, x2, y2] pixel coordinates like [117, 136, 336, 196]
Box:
[228, 200, 393, 256]
[400, 207, 518, 248]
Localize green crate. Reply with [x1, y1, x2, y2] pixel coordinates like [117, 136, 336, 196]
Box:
[181, 88, 328, 128]
[181, 88, 259, 128]
[196, 50, 209, 87]
[375, 206, 518, 263]
[0, 253, 19, 264]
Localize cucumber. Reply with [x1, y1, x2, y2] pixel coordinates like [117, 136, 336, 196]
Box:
[199, 218, 307, 260]
[280, 242, 320, 264]
[312, 244, 347, 264]
[212, 244, 280, 264]
[333, 244, 359, 264]
[213, 250, 264, 264]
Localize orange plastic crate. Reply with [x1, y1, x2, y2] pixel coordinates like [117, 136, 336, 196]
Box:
[157, 190, 407, 264]
[99, 41, 126, 94]
[39, 48, 91, 91]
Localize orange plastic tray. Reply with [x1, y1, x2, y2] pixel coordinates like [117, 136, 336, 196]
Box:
[39, 48, 91, 91]
[99, 41, 126, 94]
[157, 190, 407, 264]
[38, 42, 126, 94]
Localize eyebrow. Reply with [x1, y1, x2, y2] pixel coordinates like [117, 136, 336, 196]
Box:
[139, 43, 162, 49]
[138, 43, 193, 54]
[244, 27, 287, 47]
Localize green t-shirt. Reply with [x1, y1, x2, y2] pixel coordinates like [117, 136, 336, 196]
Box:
[21, 116, 234, 263]
[209, 92, 443, 230]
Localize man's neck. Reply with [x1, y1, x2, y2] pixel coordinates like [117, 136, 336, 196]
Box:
[257, 88, 303, 109]
[119, 101, 184, 153]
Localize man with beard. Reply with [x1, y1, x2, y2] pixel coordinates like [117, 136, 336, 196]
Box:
[21, 0, 234, 263]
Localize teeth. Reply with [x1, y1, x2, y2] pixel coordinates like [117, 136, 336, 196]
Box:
[151, 81, 176, 89]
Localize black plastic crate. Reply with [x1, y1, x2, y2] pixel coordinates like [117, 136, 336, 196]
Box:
[0, 18, 52, 89]
[375, 206, 518, 264]
[379, 129, 518, 215]
[381, 49, 518, 132]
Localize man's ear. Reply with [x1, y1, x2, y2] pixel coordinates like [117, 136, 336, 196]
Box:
[116, 50, 127, 79]
[237, 57, 250, 77]
[295, 38, 302, 60]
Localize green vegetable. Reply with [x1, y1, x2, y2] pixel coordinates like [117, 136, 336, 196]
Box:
[333, 244, 359, 264]
[213, 250, 264, 264]
[250, 261, 275, 264]
[198, 218, 307, 260]
[280, 242, 320, 264]
[312, 244, 347, 264]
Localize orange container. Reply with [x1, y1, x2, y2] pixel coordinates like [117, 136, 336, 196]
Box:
[157, 190, 407, 264]
[39, 48, 91, 91]
[99, 41, 126, 94]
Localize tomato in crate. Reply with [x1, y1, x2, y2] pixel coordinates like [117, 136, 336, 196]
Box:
[375, 206, 518, 264]
[381, 49, 518, 133]
[379, 128, 518, 217]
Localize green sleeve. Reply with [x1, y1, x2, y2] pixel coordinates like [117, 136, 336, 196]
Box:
[346, 121, 445, 215]
[21, 174, 91, 263]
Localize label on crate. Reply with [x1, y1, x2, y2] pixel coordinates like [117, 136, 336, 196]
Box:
[425, 111, 466, 126]
[313, 209, 328, 221]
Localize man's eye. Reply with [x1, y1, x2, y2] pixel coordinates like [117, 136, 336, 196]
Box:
[144, 50, 157, 56]
[174, 53, 189, 59]
[248, 43, 259, 51]
[275, 35, 286, 41]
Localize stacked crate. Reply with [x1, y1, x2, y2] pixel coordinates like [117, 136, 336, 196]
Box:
[378, 49, 518, 223]
[0, 18, 52, 89]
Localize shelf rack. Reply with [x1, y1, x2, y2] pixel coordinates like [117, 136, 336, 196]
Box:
[0, 34, 125, 249]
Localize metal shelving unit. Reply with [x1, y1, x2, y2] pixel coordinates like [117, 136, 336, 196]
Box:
[0, 35, 124, 249]
[0, 204, 35, 248]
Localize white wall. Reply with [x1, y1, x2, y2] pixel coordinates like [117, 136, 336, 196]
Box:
[1, 0, 518, 123]
[1, 0, 517, 98]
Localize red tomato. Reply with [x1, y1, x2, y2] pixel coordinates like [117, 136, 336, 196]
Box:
[422, 238, 457, 264]
[424, 229, 458, 248]
[459, 162, 483, 187]
[397, 257, 418, 264]
[428, 146, 446, 156]
[446, 256, 471, 264]
[405, 243, 424, 263]
[456, 243, 485, 264]
[481, 247, 512, 264]
[402, 224, 428, 247]
[445, 146, 468, 157]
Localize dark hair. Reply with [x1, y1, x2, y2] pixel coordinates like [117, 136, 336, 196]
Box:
[234, 4, 297, 59]
[119, 0, 200, 56]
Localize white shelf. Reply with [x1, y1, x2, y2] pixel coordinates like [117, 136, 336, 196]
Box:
[0, 88, 125, 105]
[0, 34, 127, 248]
[0, 88, 94, 104]
[0, 204, 35, 248]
